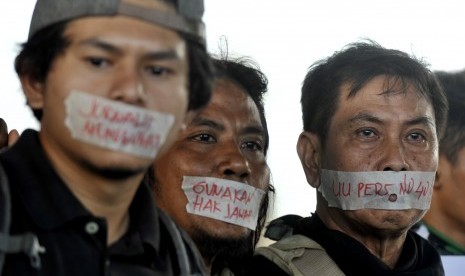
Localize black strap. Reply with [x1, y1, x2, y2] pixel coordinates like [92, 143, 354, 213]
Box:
[0, 162, 11, 272]
[158, 210, 204, 276]
[0, 162, 45, 273]
[159, 211, 191, 275]
[0, 232, 46, 269]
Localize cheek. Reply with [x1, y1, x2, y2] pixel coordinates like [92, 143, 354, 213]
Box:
[155, 92, 189, 152]
[252, 163, 270, 191]
[158, 120, 185, 157]
[154, 156, 182, 189]
[323, 149, 361, 171]
[42, 78, 68, 113]
[451, 166, 465, 192]
[153, 82, 188, 113]
[155, 150, 209, 185]
[408, 149, 438, 171]
[153, 165, 186, 207]
[146, 81, 188, 116]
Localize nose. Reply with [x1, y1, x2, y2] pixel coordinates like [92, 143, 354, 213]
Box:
[217, 142, 251, 182]
[109, 66, 145, 105]
[380, 139, 410, 171]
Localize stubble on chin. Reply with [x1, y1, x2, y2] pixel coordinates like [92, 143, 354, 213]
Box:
[189, 223, 254, 265]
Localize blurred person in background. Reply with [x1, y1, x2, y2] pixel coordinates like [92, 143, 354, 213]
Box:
[415, 69, 465, 255]
[0, 0, 213, 274]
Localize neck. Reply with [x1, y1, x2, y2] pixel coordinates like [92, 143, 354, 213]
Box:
[352, 232, 405, 268]
[423, 209, 465, 250]
[191, 232, 254, 275]
[66, 177, 139, 244]
[316, 200, 406, 268]
[41, 136, 143, 245]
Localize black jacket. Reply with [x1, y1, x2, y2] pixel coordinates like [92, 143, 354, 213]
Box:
[0, 129, 205, 275]
[251, 214, 444, 275]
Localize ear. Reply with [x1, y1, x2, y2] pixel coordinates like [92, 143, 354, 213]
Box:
[435, 155, 451, 190]
[19, 74, 45, 110]
[296, 131, 321, 188]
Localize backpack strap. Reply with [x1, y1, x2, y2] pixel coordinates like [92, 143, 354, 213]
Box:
[0, 160, 11, 272]
[0, 162, 45, 272]
[255, 235, 344, 276]
[158, 210, 206, 276]
[291, 240, 345, 276]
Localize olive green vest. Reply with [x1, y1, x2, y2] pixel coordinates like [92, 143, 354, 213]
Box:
[255, 234, 345, 276]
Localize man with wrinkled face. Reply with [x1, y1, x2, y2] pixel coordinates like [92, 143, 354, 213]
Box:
[146, 58, 272, 275]
[251, 41, 447, 275]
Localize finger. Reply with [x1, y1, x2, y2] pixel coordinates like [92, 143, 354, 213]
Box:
[0, 118, 8, 148]
[8, 129, 20, 146]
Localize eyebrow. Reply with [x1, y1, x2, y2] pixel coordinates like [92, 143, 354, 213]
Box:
[191, 116, 265, 137]
[241, 125, 266, 137]
[349, 113, 383, 125]
[77, 38, 180, 60]
[404, 116, 435, 128]
[190, 117, 225, 131]
[349, 112, 435, 128]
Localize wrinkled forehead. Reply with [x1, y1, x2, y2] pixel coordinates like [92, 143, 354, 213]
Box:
[215, 78, 270, 153]
[335, 75, 434, 117]
[342, 75, 433, 105]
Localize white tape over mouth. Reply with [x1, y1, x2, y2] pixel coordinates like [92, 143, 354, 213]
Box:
[65, 90, 174, 159]
[182, 176, 266, 230]
[318, 169, 435, 210]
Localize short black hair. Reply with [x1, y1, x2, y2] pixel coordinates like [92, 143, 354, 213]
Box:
[301, 40, 448, 149]
[435, 70, 465, 165]
[208, 56, 274, 275]
[211, 57, 269, 155]
[15, 19, 213, 120]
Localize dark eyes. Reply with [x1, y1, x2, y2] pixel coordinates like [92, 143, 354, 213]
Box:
[242, 141, 263, 151]
[191, 134, 216, 143]
[85, 57, 172, 77]
[407, 132, 426, 143]
[355, 128, 427, 146]
[87, 57, 109, 68]
[144, 66, 172, 76]
[190, 134, 264, 152]
[357, 128, 377, 139]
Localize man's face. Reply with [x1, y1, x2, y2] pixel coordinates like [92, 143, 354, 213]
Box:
[24, 12, 189, 176]
[320, 75, 438, 235]
[434, 148, 465, 227]
[153, 79, 270, 240]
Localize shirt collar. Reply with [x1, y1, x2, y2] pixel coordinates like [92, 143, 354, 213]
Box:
[1, 129, 161, 252]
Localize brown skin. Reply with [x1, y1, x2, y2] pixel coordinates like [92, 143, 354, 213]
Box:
[19, 6, 189, 244]
[0, 118, 19, 149]
[297, 75, 438, 268]
[153, 79, 270, 269]
[423, 148, 465, 249]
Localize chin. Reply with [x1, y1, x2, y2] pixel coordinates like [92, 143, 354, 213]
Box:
[197, 217, 251, 239]
[81, 150, 151, 180]
[190, 220, 255, 265]
[362, 209, 423, 233]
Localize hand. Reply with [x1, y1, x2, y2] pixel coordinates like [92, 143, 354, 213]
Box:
[0, 118, 19, 150]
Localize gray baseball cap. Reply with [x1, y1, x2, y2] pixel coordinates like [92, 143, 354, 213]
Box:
[28, 0, 206, 46]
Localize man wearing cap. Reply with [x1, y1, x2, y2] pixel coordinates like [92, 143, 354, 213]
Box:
[0, 0, 212, 275]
